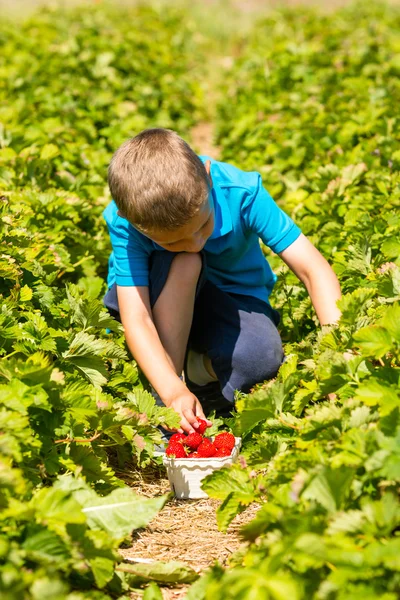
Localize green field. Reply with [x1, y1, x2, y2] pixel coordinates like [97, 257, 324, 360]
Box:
[0, 1, 399, 598]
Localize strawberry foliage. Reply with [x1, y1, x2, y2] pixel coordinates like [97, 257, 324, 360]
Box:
[1, 1, 400, 598]
[198, 4, 400, 599]
[0, 3, 205, 598]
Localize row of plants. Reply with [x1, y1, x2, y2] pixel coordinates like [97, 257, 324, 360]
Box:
[192, 3, 400, 599]
[0, 4, 207, 598]
[2, 1, 400, 598]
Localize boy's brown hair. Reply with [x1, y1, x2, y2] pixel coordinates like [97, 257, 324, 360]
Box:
[107, 128, 211, 232]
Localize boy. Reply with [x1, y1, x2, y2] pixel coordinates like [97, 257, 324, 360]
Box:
[103, 128, 342, 435]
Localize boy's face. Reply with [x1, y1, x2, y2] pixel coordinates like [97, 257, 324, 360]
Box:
[140, 194, 215, 253]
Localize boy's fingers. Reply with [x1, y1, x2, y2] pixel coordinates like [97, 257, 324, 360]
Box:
[180, 420, 194, 434]
[199, 413, 213, 426]
[191, 398, 213, 426]
[195, 406, 212, 426]
[180, 413, 196, 434]
[182, 408, 199, 434]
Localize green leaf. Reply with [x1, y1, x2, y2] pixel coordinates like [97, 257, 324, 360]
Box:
[89, 556, 115, 588]
[143, 582, 164, 600]
[348, 405, 372, 428]
[236, 387, 276, 432]
[216, 493, 244, 533]
[381, 303, 400, 341]
[240, 503, 283, 542]
[185, 565, 224, 600]
[353, 326, 393, 358]
[201, 465, 255, 502]
[381, 237, 400, 258]
[278, 353, 298, 381]
[355, 378, 400, 415]
[337, 288, 375, 325]
[122, 560, 198, 584]
[22, 526, 70, 565]
[40, 143, 60, 160]
[127, 389, 157, 419]
[19, 285, 33, 302]
[81, 488, 169, 539]
[338, 163, 367, 196]
[327, 510, 365, 535]
[64, 356, 108, 387]
[204, 568, 300, 600]
[30, 488, 86, 528]
[30, 577, 69, 600]
[302, 467, 354, 512]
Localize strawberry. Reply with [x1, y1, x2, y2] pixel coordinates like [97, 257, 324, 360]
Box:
[197, 439, 217, 458]
[169, 433, 186, 443]
[183, 431, 203, 450]
[214, 447, 231, 457]
[196, 417, 209, 435]
[187, 452, 200, 458]
[214, 432, 235, 451]
[165, 442, 187, 458]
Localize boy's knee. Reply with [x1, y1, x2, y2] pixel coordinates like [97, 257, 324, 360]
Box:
[170, 252, 202, 283]
[230, 327, 284, 391]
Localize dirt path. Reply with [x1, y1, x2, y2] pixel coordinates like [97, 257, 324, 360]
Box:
[117, 467, 259, 599]
[190, 122, 221, 159]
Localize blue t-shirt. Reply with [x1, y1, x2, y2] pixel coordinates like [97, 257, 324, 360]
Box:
[103, 155, 301, 304]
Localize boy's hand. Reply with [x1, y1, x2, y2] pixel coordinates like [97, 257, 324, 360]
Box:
[163, 390, 212, 435]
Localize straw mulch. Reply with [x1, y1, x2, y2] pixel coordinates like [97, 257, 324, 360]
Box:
[115, 463, 259, 600]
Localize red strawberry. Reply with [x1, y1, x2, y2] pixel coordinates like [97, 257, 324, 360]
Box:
[197, 439, 217, 458]
[214, 432, 235, 451]
[183, 431, 203, 450]
[169, 433, 186, 443]
[166, 442, 187, 458]
[196, 418, 209, 435]
[214, 447, 231, 457]
[187, 452, 200, 458]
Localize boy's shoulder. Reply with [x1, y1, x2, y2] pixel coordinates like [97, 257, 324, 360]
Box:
[102, 200, 151, 248]
[103, 198, 118, 226]
[199, 155, 260, 193]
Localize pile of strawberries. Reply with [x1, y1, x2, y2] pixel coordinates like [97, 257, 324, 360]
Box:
[165, 417, 236, 459]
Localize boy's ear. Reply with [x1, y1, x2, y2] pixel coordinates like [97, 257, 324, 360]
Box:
[204, 159, 213, 188]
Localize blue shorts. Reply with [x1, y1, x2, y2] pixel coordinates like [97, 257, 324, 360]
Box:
[103, 251, 284, 408]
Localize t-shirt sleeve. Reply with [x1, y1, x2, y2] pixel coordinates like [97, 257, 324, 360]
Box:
[241, 173, 302, 254]
[107, 214, 150, 286]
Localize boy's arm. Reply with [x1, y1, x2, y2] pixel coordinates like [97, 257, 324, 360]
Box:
[117, 285, 210, 434]
[278, 233, 342, 326]
[240, 177, 341, 324]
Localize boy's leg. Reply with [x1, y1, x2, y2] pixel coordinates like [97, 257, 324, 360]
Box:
[151, 252, 202, 375]
[188, 282, 284, 405]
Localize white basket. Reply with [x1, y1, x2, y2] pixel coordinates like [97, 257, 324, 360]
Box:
[162, 437, 242, 499]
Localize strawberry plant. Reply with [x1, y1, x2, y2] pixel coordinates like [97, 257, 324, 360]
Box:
[1, 1, 400, 598]
[0, 4, 204, 196]
[0, 3, 206, 598]
[192, 3, 400, 599]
